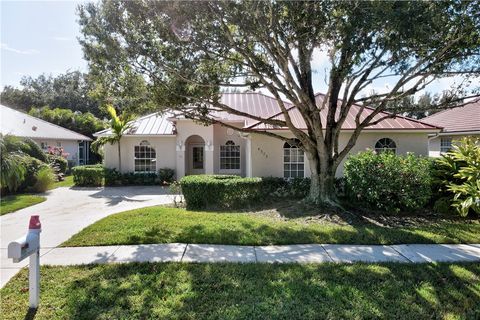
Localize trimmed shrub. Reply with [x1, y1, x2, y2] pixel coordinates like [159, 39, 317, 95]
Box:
[180, 175, 263, 210]
[72, 165, 104, 186]
[432, 137, 480, 217]
[104, 168, 122, 186]
[344, 151, 432, 212]
[33, 167, 55, 192]
[158, 168, 175, 184]
[122, 172, 158, 185]
[104, 169, 173, 186]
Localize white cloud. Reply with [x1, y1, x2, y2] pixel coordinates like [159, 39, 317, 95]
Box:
[51, 36, 71, 41]
[0, 43, 39, 55]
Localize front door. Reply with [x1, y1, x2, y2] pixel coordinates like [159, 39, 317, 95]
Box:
[189, 144, 205, 175]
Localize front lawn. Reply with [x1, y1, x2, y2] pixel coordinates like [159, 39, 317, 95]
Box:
[63, 206, 480, 246]
[1, 262, 479, 319]
[0, 194, 46, 216]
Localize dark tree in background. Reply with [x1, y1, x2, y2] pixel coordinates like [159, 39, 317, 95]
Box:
[78, 0, 480, 205]
[0, 71, 100, 115]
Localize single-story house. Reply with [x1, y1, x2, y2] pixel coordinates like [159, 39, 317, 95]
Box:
[95, 92, 441, 179]
[0, 104, 92, 166]
[422, 100, 480, 157]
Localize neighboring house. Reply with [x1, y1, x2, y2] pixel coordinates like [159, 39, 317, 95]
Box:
[0, 104, 92, 166]
[423, 100, 480, 157]
[95, 92, 441, 179]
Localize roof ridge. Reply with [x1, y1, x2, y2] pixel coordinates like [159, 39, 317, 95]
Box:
[0, 104, 91, 140]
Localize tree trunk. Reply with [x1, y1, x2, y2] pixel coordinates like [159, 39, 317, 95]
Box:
[306, 151, 337, 205]
[118, 141, 122, 172]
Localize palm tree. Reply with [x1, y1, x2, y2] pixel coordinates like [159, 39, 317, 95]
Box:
[0, 134, 27, 192]
[91, 105, 134, 172]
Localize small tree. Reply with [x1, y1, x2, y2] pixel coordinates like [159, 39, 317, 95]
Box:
[91, 105, 134, 171]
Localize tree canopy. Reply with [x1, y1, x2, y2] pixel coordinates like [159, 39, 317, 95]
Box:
[28, 107, 106, 138]
[0, 71, 101, 115]
[78, 0, 480, 204]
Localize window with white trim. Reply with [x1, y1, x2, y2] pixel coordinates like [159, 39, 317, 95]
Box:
[40, 142, 48, 150]
[440, 138, 452, 153]
[220, 140, 240, 170]
[134, 140, 156, 172]
[375, 138, 397, 154]
[283, 140, 304, 178]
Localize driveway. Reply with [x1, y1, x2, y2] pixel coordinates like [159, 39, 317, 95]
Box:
[1, 186, 175, 287]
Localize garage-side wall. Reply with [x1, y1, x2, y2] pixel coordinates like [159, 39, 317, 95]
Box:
[250, 131, 430, 178]
[103, 136, 176, 175]
[32, 139, 79, 163]
[428, 134, 480, 157]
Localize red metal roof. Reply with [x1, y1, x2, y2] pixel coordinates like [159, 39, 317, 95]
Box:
[94, 92, 440, 137]
[219, 92, 439, 131]
[422, 100, 480, 133]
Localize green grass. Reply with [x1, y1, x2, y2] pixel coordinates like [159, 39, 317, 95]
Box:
[50, 175, 74, 189]
[1, 262, 479, 319]
[63, 206, 480, 246]
[0, 194, 46, 215]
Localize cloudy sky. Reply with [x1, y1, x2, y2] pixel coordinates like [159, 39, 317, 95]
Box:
[1, 0, 461, 96]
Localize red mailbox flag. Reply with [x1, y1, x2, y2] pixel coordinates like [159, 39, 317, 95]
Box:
[29, 215, 41, 230]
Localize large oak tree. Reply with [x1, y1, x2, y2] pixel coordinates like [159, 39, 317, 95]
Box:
[78, 0, 480, 204]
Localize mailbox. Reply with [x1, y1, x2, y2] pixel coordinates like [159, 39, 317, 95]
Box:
[8, 215, 41, 309]
[8, 231, 40, 263]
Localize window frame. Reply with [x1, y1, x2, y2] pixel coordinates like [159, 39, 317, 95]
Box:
[440, 137, 452, 154]
[374, 138, 397, 154]
[283, 140, 305, 179]
[133, 140, 157, 173]
[220, 140, 241, 171]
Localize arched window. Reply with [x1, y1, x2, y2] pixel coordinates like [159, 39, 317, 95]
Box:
[283, 139, 304, 178]
[134, 140, 156, 172]
[220, 140, 240, 170]
[375, 138, 397, 154]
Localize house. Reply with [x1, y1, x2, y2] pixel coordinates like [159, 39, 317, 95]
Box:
[0, 104, 92, 166]
[95, 92, 441, 179]
[422, 100, 480, 157]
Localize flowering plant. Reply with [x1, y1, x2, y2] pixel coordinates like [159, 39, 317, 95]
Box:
[47, 146, 70, 159]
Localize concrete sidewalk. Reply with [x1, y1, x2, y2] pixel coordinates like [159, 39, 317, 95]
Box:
[2, 243, 479, 287]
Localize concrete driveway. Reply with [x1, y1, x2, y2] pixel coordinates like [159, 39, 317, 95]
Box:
[1, 186, 175, 286]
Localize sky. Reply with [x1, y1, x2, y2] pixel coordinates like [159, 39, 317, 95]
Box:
[1, 0, 87, 88]
[0, 0, 462, 97]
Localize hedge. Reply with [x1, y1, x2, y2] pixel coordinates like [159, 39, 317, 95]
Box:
[180, 175, 263, 209]
[73, 166, 176, 187]
[72, 165, 104, 186]
[344, 151, 432, 212]
[180, 175, 311, 210]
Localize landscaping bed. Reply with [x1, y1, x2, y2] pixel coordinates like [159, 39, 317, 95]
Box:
[0, 194, 46, 215]
[1, 262, 479, 319]
[62, 206, 480, 247]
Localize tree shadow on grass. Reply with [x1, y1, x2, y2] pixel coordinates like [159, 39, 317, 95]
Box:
[121, 219, 450, 246]
[7, 262, 479, 319]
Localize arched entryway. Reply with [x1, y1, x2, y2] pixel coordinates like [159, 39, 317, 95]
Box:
[185, 135, 205, 175]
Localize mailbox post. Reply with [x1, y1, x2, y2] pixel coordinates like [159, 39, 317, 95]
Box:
[8, 215, 41, 309]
